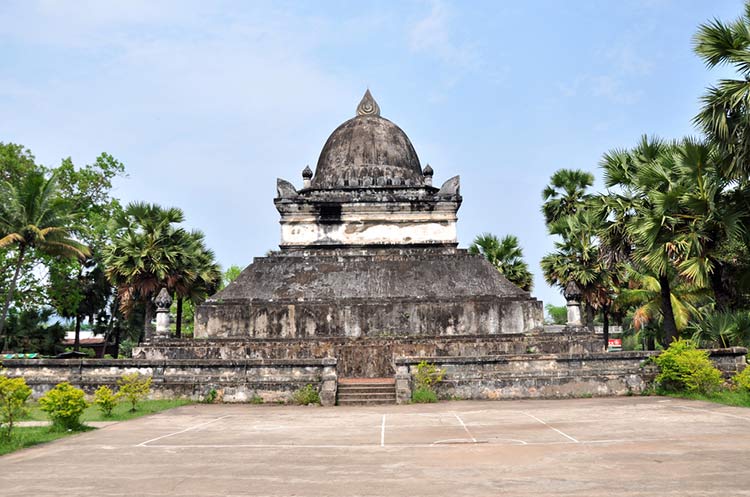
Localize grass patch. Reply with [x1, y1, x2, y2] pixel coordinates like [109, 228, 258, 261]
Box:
[0, 426, 94, 456]
[21, 399, 192, 422]
[661, 390, 750, 408]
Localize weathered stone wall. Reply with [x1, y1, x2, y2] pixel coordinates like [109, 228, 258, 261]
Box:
[394, 347, 748, 403]
[7, 347, 742, 406]
[196, 298, 543, 339]
[2, 358, 338, 406]
[135, 332, 602, 377]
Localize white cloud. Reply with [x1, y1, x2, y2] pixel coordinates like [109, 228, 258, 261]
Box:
[408, 0, 482, 72]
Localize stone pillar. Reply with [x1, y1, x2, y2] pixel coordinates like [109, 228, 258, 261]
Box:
[563, 281, 583, 329]
[319, 359, 338, 407]
[395, 363, 412, 404]
[153, 288, 172, 341]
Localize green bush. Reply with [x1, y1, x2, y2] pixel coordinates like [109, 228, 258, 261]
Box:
[414, 361, 445, 390]
[292, 384, 320, 405]
[250, 394, 264, 405]
[0, 375, 32, 440]
[733, 366, 750, 392]
[117, 373, 152, 412]
[93, 386, 120, 417]
[411, 387, 438, 403]
[655, 339, 723, 394]
[39, 382, 88, 430]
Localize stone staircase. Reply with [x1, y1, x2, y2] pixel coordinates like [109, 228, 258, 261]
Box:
[337, 377, 396, 405]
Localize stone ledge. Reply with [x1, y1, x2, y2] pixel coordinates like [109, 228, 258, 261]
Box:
[2, 357, 338, 367]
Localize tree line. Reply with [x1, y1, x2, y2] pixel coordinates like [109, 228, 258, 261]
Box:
[0, 145, 233, 356]
[539, 5, 750, 350]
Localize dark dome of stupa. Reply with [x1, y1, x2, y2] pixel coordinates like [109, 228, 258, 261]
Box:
[310, 90, 425, 189]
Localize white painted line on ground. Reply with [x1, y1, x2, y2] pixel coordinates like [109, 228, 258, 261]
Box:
[139, 438, 663, 450]
[381, 415, 386, 447]
[136, 415, 232, 447]
[522, 412, 579, 443]
[674, 404, 750, 422]
[453, 413, 477, 443]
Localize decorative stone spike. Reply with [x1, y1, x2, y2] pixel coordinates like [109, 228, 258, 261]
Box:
[423, 164, 433, 186]
[302, 165, 313, 188]
[356, 89, 380, 117]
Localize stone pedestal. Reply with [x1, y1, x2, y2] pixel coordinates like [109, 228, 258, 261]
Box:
[319, 363, 338, 407]
[153, 288, 172, 342]
[395, 364, 412, 404]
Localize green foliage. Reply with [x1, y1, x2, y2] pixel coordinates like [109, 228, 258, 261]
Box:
[2, 308, 65, 356]
[117, 373, 152, 412]
[39, 382, 89, 430]
[221, 265, 243, 290]
[545, 304, 567, 325]
[202, 388, 218, 404]
[93, 386, 120, 417]
[693, 3, 750, 181]
[0, 169, 90, 348]
[291, 384, 320, 405]
[0, 426, 77, 456]
[411, 387, 438, 403]
[655, 339, 723, 394]
[414, 361, 445, 390]
[689, 310, 750, 348]
[250, 394, 264, 405]
[0, 375, 32, 439]
[469, 233, 533, 291]
[733, 366, 750, 392]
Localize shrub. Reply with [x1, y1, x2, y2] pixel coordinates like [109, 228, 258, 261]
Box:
[0, 375, 32, 440]
[733, 366, 750, 392]
[117, 373, 152, 412]
[414, 361, 445, 390]
[93, 386, 120, 417]
[292, 384, 320, 405]
[202, 388, 218, 404]
[250, 394, 264, 405]
[39, 382, 88, 430]
[655, 339, 723, 394]
[411, 387, 438, 403]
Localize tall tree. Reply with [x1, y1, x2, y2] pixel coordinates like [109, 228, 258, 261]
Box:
[693, 2, 750, 181]
[170, 230, 221, 337]
[104, 202, 187, 341]
[541, 169, 595, 225]
[469, 233, 533, 291]
[0, 171, 89, 349]
[601, 136, 744, 345]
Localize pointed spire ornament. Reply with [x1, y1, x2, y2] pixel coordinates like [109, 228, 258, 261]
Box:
[356, 89, 380, 117]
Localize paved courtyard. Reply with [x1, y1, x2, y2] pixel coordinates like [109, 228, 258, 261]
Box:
[1, 397, 749, 496]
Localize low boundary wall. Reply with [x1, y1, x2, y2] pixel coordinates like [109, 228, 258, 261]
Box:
[1, 357, 338, 406]
[394, 348, 747, 403]
[3, 347, 745, 406]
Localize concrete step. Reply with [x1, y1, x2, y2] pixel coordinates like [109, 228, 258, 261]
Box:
[337, 386, 396, 394]
[337, 398, 396, 406]
[337, 377, 397, 405]
[337, 392, 396, 400]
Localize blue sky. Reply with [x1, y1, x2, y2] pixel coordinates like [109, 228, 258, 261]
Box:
[0, 0, 742, 310]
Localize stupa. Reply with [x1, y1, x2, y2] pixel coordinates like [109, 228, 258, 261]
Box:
[193, 91, 544, 377]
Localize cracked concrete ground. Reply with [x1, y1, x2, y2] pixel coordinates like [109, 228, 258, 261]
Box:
[1, 397, 749, 496]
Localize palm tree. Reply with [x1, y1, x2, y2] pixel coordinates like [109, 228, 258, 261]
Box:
[617, 266, 707, 349]
[469, 233, 533, 291]
[103, 202, 187, 340]
[541, 169, 595, 225]
[0, 170, 89, 349]
[600, 136, 744, 345]
[541, 208, 612, 332]
[693, 3, 750, 181]
[170, 230, 221, 337]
